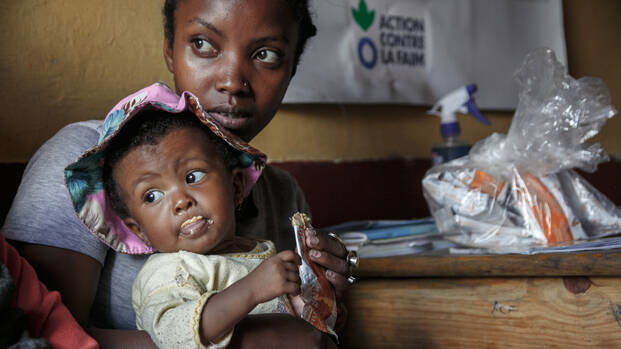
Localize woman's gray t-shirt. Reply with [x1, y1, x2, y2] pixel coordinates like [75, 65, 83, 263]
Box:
[2, 120, 310, 329]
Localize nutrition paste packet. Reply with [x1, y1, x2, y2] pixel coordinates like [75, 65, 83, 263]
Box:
[291, 212, 338, 338]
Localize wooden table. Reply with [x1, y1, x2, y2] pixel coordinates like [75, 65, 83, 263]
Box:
[341, 250, 621, 348]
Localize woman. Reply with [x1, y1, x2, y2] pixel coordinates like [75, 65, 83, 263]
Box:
[3, 0, 350, 347]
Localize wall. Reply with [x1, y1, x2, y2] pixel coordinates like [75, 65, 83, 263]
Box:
[0, 0, 619, 164]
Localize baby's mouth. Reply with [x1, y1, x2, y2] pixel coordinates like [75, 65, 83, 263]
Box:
[179, 216, 213, 237]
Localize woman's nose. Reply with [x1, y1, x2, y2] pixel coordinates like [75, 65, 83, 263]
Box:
[214, 53, 250, 95]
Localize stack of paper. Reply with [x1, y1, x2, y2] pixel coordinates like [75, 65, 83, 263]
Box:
[324, 218, 455, 258]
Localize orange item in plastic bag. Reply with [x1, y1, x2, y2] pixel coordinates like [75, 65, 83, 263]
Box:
[517, 172, 574, 244]
[469, 169, 574, 244]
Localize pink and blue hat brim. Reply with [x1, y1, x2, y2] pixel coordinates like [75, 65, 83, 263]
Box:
[64, 82, 266, 254]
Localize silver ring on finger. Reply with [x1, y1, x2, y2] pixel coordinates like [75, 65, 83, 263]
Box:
[346, 250, 359, 269]
[347, 276, 356, 284]
[327, 232, 346, 250]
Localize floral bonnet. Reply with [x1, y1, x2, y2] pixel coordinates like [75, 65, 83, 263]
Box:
[64, 82, 266, 254]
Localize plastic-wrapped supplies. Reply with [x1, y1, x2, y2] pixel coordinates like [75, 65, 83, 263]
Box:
[422, 48, 619, 252]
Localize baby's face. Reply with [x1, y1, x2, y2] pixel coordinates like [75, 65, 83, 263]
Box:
[114, 127, 243, 254]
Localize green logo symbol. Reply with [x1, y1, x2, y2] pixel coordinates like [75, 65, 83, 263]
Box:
[352, 0, 375, 32]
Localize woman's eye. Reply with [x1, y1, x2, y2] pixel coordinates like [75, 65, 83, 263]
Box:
[186, 170, 206, 184]
[255, 49, 281, 64]
[144, 190, 164, 204]
[192, 39, 216, 55]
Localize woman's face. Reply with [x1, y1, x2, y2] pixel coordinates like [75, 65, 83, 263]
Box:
[165, 0, 300, 142]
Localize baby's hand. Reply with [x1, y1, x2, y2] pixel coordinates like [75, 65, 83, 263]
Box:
[248, 250, 301, 305]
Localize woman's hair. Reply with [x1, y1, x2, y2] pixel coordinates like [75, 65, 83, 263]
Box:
[102, 110, 240, 218]
[163, 0, 317, 70]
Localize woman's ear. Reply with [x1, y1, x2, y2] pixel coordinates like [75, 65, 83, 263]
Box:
[123, 217, 151, 247]
[231, 168, 246, 208]
[163, 37, 174, 74]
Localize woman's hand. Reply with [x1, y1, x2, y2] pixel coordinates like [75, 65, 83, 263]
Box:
[304, 230, 351, 301]
[304, 231, 353, 333]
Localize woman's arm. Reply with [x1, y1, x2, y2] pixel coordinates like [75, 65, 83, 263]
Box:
[18, 243, 158, 349]
[87, 329, 156, 349]
[2, 235, 99, 349]
[88, 315, 336, 349]
[22, 243, 332, 349]
[19, 244, 101, 325]
[230, 314, 338, 349]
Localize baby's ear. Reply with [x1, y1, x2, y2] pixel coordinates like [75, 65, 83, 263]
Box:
[123, 217, 151, 247]
[231, 168, 246, 208]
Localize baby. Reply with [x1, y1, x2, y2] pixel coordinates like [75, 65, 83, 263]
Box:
[64, 83, 313, 348]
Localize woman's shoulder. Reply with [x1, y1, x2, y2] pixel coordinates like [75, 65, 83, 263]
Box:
[33, 120, 103, 163]
[260, 164, 298, 184]
[51, 120, 103, 143]
[57, 119, 103, 133]
[2, 120, 107, 261]
[256, 164, 306, 201]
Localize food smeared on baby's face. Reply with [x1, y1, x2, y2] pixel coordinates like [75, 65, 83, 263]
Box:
[115, 127, 241, 254]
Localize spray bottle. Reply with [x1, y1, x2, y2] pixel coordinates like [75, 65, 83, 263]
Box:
[428, 84, 489, 166]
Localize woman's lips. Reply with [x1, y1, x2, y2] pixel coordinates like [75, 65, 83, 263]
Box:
[179, 216, 213, 238]
[207, 111, 251, 129]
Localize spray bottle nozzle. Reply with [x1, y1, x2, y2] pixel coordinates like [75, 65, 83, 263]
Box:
[429, 84, 490, 165]
[465, 84, 489, 126]
[466, 84, 477, 95]
[428, 84, 490, 137]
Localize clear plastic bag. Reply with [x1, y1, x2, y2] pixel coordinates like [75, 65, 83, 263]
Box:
[422, 48, 619, 252]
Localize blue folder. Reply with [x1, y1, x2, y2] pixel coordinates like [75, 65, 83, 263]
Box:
[323, 218, 437, 241]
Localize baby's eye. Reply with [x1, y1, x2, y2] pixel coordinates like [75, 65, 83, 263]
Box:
[186, 170, 206, 184]
[192, 39, 217, 56]
[255, 49, 281, 64]
[144, 190, 164, 204]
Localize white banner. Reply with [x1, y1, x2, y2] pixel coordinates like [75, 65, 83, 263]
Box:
[284, 0, 566, 109]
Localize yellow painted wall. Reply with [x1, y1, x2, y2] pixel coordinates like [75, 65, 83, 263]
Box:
[0, 0, 619, 163]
